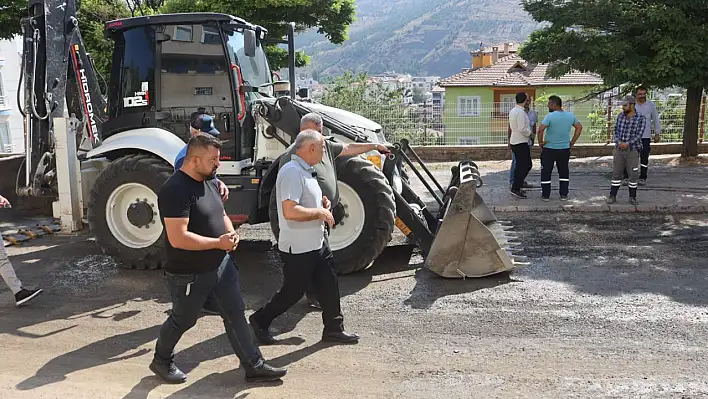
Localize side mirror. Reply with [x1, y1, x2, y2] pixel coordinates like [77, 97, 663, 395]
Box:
[297, 87, 309, 99]
[244, 29, 257, 57]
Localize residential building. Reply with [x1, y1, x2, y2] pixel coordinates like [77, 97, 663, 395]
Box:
[438, 46, 604, 145]
[0, 36, 24, 154]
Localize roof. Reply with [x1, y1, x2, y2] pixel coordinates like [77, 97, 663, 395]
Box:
[105, 13, 259, 32]
[439, 54, 603, 88]
[471, 42, 520, 54]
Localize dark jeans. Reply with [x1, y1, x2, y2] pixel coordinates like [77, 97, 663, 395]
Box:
[540, 148, 571, 198]
[510, 143, 532, 191]
[154, 255, 263, 368]
[252, 237, 344, 333]
[623, 138, 650, 180]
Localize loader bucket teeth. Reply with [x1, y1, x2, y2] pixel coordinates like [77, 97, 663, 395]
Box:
[424, 161, 518, 278]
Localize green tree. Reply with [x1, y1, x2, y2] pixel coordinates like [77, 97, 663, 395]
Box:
[0, 0, 131, 80]
[0, 0, 24, 40]
[319, 72, 440, 145]
[518, 0, 708, 157]
[1, 0, 354, 80]
[161, 0, 356, 70]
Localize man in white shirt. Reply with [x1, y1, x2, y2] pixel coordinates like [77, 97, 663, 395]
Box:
[507, 96, 537, 189]
[508, 92, 533, 198]
[623, 86, 661, 185]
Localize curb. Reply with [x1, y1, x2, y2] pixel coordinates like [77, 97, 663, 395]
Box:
[491, 204, 708, 213]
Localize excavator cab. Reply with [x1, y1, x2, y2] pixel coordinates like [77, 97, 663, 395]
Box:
[101, 13, 270, 165]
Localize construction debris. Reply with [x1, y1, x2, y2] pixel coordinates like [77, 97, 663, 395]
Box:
[1, 218, 62, 247]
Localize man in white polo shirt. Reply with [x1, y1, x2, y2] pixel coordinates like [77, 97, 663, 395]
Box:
[249, 130, 360, 345]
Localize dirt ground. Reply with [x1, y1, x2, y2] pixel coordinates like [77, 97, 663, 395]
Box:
[2, 213, 708, 398]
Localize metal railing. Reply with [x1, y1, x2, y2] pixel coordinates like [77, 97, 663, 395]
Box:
[318, 96, 703, 146]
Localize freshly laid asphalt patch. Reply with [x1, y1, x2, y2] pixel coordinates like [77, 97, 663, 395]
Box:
[1, 213, 707, 398]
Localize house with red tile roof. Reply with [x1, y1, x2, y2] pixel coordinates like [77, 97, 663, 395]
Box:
[437, 43, 604, 145]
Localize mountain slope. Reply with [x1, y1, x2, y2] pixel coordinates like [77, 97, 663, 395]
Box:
[297, 0, 540, 79]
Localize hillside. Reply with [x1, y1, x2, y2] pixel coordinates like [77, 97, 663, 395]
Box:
[296, 0, 541, 79]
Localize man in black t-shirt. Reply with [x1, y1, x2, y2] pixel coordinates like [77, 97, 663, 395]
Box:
[151, 134, 286, 384]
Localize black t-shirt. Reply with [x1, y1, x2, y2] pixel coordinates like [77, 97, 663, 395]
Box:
[158, 170, 227, 274]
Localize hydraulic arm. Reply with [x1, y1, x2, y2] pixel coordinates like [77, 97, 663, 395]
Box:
[18, 0, 106, 198]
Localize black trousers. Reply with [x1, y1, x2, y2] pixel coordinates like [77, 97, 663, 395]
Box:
[540, 148, 571, 198]
[252, 236, 344, 333]
[510, 143, 532, 191]
[623, 138, 650, 180]
[155, 255, 263, 368]
[304, 231, 331, 302]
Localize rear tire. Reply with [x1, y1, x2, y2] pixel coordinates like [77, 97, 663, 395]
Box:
[87, 154, 173, 270]
[268, 156, 396, 274]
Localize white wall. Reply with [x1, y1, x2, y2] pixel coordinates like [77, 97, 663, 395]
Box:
[0, 36, 25, 154]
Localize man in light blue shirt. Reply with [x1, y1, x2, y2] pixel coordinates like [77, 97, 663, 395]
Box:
[249, 130, 360, 345]
[537, 95, 583, 201]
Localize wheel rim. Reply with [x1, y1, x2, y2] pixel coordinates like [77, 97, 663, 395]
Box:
[105, 182, 163, 249]
[330, 181, 366, 251]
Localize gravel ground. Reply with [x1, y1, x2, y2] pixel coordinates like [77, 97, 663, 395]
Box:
[1, 212, 708, 398]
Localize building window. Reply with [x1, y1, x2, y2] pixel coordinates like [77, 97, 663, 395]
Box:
[499, 94, 516, 114]
[0, 122, 12, 152]
[174, 25, 193, 42]
[457, 96, 480, 117]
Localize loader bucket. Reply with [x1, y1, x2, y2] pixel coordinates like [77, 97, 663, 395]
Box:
[424, 162, 519, 278]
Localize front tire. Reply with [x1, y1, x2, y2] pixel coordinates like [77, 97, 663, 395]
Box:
[330, 156, 395, 274]
[87, 154, 173, 270]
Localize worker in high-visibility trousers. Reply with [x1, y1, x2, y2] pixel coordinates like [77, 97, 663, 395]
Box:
[0, 194, 43, 306]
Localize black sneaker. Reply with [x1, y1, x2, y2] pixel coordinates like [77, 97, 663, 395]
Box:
[15, 288, 42, 307]
[629, 197, 639, 205]
[560, 195, 569, 201]
[245, 359, 287, 383]
[510, 189, 527, 199]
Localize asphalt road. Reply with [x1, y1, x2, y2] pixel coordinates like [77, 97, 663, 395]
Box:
[1, 212, 708, 398]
